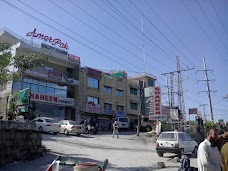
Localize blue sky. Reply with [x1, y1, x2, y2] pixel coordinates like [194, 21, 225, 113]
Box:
[0, 0, 227, 122]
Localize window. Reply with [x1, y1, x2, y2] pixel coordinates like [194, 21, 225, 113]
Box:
[130, 88, 137, 95]
[117, 105, 124, 112]
[104, 103, 112, 110]
[179, 133, 187, 141]
[184, 133, 193, 141]
[87, 96, 99, 104]
[130, 102, 138, 110]
[158, 133, 177, 141]
[88, 77, 99, 89]
[116, 89, 123, 96]
[104, 86, 112, 94]
[148, 79, 154, 87]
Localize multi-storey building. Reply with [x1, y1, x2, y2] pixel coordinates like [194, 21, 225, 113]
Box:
[78, 67, 128, 128]
[0, 28, 80, 120]
[78, 67, 157, 129]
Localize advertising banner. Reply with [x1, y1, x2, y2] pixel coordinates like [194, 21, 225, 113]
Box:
[86, 103, 100, 114]
[189, 108, 198, 114]
[30, 92, 74, 107]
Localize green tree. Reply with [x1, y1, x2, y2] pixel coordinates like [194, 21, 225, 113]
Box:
[0, 43, 14, 84]
[13, 51, 49, 90]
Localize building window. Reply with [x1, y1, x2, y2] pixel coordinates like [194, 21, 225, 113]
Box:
[148, 79, 154, 87]
[130, 88, 137, 95]
[104, 103, 112, 110]
[104, 86, 112, 94]
[88, 77, 99, 89]
[116, 89, 123, 96]
[87, 96, 99, 104]
[117, 105, 124, 112]
[130, 103, 138, 110]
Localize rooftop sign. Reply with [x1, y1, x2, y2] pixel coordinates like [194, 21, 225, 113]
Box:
[27, 28, 69, 50]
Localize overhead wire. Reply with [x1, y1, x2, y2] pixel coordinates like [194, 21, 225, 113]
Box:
[180, 0, 226, 61]
[195, 0, 228, 51]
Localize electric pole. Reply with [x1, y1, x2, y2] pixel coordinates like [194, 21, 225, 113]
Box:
[199, 104, 207, 121]
[197, 58, 216, 123]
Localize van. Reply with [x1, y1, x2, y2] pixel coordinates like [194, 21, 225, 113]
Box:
[112, 117, 129, 130]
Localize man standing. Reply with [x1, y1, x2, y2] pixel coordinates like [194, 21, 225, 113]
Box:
[221, 142, 228, 171]
[197, 128, 221, 171]
[112, 121, 119, 138]
[217, 128, 228, 151]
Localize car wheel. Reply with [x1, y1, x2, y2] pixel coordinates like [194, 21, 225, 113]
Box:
[39, 126, 43, 132]
[64, 129, 69, 135]
[178, 149, 184, 158]
[145, 125, 152, 132]
[76, 133, 81, 136]
[157, 153, 164, 157]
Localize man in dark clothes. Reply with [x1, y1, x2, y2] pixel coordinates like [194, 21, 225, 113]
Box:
[217, 128, 228, 151]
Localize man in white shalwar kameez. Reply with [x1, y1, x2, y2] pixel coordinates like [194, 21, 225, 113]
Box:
[197, 128, 221, 171]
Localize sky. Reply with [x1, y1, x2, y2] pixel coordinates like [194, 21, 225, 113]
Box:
[0, 0, 227, 122]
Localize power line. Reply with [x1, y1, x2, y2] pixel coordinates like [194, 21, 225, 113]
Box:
[180, 0, 226, 61]
[209, 0, 228, 40]
[3, 0, 135, 72]
[195, 0, 228, 52]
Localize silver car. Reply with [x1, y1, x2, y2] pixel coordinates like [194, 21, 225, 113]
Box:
[59, 120, 85, 136]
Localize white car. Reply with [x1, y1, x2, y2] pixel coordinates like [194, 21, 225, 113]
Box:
[59, 120, 85, 136]
[156, 131, 198, 158]
[32, 117, 61, 134]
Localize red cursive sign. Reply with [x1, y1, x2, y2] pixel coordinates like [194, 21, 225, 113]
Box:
[27, 28, 69, 50]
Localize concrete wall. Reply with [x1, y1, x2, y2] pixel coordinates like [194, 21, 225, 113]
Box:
[0, 128, 43, 166]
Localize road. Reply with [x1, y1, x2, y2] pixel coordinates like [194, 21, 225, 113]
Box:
[0, 131, 197, 171]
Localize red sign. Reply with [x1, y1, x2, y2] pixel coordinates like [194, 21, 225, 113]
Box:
[68, 54, 80, 63]
[87, 67, 102, 79]
[27, 28, 69, 50]
[154, 87, 161, 115]
[189, 108, 198, 114]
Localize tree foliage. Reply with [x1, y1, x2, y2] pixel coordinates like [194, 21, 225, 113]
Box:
[0, 43, 13, 84]
[14, 51, 49, 75]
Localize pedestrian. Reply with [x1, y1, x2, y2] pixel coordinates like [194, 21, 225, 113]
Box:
[112, 121, 119, 138]
[221, 142, 228, 171]
[129, 119, 133, 131]
[197, 128, 221, 171]
[217, 128, 228, 151]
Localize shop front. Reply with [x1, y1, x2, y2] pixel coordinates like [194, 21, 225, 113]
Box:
[30, 92, 74, 121]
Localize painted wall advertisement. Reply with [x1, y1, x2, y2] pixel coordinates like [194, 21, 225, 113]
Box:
[30, 92, 74, 107]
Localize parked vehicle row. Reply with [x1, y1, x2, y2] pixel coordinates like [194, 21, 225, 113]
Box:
[31, 117, 85, 136]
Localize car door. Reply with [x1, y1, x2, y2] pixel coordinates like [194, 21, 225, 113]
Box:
[179, 133, 188, 152]
[184, 133, 195, 152]
[59, 121, 64, 133]
[36, 119, 44, 131]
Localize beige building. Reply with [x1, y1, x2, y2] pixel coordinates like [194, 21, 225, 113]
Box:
[78, 67, 157, 129]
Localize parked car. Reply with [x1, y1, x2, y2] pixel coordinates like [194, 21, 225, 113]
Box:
[59, 120, 85, 136]
[32, 117, 61, 134]
[156, 131, 198, 158]
[111, 117, 129, 131]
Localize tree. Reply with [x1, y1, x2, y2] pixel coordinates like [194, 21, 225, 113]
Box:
[0, 43, 15, 84]
[13, 51, 49, 90]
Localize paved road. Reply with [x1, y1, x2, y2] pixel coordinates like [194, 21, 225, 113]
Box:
[0, 131, 198, 171]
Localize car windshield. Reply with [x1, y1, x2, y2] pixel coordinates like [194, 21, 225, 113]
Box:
[158, 133, 177, 141]
[119, 118, 128, 122]
[45, 119, 56, 123]
[69, 121, 77, 125]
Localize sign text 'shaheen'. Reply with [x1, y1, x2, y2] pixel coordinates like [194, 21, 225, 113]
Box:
[27, 28, 69, 50]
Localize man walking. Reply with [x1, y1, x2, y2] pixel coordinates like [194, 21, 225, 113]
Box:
[197, 128, 221, 171]
[221, 142, 228, 171]
[112, 121, 119, 138]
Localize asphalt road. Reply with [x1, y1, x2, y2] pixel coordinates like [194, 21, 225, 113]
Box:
[0, 131, 198, 171]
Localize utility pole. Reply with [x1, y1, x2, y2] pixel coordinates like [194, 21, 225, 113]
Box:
[166, 76, 171, 106]
[197, 58, 216, 123]
[199, 104, 207, 121]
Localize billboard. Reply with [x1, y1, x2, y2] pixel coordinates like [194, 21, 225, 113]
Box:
[189, 108, 198, 115]
[145, 86, 161, 115]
